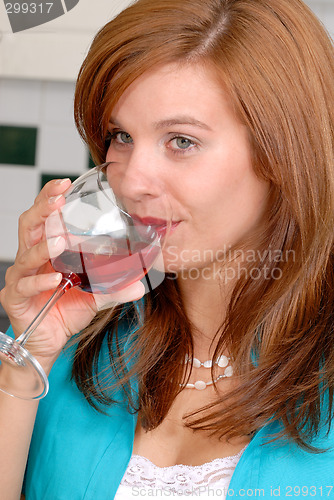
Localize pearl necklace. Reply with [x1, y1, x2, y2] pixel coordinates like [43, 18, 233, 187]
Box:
[180, 354, 233, 391]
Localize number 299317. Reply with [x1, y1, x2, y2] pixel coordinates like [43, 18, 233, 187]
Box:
[5, 3, 53, 14]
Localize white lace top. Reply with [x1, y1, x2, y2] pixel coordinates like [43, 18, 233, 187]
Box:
[114, 446, 246, 499]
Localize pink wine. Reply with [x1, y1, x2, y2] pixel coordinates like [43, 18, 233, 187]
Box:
[52, 237, 160, 294]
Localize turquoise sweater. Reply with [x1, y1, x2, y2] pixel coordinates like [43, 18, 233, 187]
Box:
[18, 322, 334, 499]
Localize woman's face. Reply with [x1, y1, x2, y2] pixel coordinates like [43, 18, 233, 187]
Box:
[106, 63, 269, 274]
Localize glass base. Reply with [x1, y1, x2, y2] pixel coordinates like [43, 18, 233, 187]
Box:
[0, 332, 49, 400]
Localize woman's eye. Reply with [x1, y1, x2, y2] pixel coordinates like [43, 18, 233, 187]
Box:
[115, 131, 133, 144]
[169, 136, 196, 151]
[108, 130, 133, 146]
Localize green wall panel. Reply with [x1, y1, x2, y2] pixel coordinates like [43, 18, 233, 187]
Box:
[0, 125, 38, 166]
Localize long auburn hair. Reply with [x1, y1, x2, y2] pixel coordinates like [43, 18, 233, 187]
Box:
[73, 0, 334, 450]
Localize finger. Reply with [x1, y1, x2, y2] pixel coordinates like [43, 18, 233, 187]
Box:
[34, 177, 71, 206]
[17, 178, 71, 253]
[94, 281, 146, 310]
[15, 272, 63, 299]
[7, 237, 66, 284]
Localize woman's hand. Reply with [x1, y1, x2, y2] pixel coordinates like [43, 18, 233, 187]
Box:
[0, 178, 145, 372]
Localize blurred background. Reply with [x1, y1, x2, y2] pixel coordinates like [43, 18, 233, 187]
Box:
[0, 0, 333, 331]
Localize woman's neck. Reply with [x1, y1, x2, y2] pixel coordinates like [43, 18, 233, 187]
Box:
[177, 272, 234, 358]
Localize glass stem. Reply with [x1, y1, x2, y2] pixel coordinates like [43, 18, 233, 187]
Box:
[16, 277, 75, 347]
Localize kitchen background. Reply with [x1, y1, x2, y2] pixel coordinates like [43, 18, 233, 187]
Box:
[0, 0, 333, 331]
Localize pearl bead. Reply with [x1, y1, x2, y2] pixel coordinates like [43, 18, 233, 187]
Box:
[192, 357, 201, 368]
[218, 355, 229, 367]
[224, 366, 233, 377]
[203, 360, 212, 368]
[194, 380, 207, 390]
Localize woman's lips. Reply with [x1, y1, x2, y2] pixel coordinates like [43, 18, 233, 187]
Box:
[131, 215, 180, 237]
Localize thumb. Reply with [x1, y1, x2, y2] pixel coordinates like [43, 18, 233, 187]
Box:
[93, 280, 146, 311]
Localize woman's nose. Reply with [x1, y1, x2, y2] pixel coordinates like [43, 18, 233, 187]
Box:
[114, 149, 164, 202]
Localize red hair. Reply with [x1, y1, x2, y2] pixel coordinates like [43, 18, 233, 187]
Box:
[74, 0, 334, 450]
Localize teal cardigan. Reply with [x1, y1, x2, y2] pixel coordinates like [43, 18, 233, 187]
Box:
[17, 321, 334, 499]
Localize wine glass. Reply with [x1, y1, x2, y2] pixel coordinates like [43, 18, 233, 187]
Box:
[0, 163, 171, 400]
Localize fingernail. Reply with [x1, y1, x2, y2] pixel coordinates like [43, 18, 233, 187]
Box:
[54, 178, 70, 185]
[49, 194, 63, 204]
[49, 236, 63, 248]
[51, 273, 62, 283]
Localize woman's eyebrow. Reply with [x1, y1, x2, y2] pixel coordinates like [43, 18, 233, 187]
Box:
[109, 118, 122, 128]
[153, 116, 212, 131]
[109, 116, 212, 131]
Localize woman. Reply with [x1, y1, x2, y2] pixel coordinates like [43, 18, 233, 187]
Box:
[1, 0, 334, 498]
